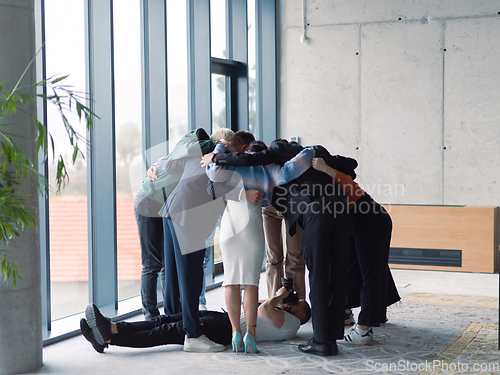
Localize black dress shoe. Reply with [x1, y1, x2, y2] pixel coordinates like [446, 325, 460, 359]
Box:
[298, 338, 332, 357]
[330, 341, 339, 355]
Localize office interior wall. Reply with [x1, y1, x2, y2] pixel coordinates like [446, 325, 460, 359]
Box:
[277, 0, 500, 206]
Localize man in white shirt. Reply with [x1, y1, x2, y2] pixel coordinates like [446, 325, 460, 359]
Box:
[82, 288, 311, 353]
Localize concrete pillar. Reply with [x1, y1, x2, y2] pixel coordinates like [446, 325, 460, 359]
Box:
[0, 1, 43, 374]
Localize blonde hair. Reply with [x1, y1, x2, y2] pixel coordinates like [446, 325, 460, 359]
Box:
[210, 128, 234, 142]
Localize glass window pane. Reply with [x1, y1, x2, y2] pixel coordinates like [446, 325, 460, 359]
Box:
[113, 0, 143, 301]
[210, 0, 226, 58]
[247, 0, 257, 135]
[45, 0, 88, 320]
[167, 0, 189, 140]
[212, 74, 227, 131]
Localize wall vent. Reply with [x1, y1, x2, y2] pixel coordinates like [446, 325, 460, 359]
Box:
[389, 248, 462, 267]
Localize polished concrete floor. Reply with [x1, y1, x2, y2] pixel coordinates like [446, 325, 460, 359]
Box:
[28, 269, 499, 375]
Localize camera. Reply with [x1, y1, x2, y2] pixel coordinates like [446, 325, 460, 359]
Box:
[281, 276, 299, 304]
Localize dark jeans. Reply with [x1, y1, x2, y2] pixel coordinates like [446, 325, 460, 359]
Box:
[163, 217, 206, 338]
[110, 311, 232, 348]
[299, 197, 350, 344]
[346, 195, 401, 327]
[199, 247, 212, 306]
[135, 211, 165, 320]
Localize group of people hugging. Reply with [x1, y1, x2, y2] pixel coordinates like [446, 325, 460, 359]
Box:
[80, 128, 400, 357]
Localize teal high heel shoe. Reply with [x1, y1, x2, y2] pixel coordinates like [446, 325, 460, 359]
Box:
[243, 332, 258, 354]
[231, 332, 242, 354]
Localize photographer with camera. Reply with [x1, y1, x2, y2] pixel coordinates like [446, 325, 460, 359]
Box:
[81, 288, 311, 353]
[257, 283, 310, 339]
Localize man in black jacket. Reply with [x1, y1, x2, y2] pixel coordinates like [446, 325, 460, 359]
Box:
[201, 140, 357, 356]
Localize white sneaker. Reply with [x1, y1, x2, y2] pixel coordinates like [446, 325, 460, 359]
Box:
[344, 310, 355, 325]
[340, 325, 373, 345]
[183, 334, 225, 352]
[198, 304, 207, 311]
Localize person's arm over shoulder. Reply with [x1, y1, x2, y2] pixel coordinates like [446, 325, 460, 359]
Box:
[205, 144, 237, 182]
[155, 156, 186, 174]
[215, 147, 276, 166]
[206, 143, 244, 199]
[272, 147, 315, 185]
[313, 145, 358, 179]
[311, 158, 365, 204]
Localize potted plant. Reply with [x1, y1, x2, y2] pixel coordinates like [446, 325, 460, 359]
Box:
[0, 61, 95, 286]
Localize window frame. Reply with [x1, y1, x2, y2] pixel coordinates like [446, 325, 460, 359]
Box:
[36, 0, 277, 345]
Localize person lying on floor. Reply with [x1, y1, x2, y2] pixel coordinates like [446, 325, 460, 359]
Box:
[81, 287, 311, 354]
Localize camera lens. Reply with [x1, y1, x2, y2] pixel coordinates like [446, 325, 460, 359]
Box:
[281, 276, 294, 290]
[281, 276, 299, 304]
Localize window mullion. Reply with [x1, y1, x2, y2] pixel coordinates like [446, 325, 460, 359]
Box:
[86, 0, 118, 311]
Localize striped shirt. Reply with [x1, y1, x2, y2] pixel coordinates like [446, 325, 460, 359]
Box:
[206, 144, 315, 207]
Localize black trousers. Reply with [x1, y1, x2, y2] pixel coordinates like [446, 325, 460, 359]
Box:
[110, 311, 232, 348]
[135, 211, 165, 320]
[346, 195, 401, 327]
[299, 198, 350, 343]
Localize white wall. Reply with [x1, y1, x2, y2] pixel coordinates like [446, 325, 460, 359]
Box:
[277, 0, 500, 206]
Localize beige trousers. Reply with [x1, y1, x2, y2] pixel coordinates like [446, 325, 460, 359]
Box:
[262, 205, 306, 299]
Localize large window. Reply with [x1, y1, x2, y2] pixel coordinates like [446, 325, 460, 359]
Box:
[212, 74, 228, 130]
[167, 0, 189, 141]
[44, 0, 88, 321]
[247, 0, 257, 134]
[113, 0, 143, 303]
[37, 0, 276, 344]
[210, 0, 227, 59]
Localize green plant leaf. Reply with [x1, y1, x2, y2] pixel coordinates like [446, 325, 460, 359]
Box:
[72, 144, 79, 163]
[34, 119, 48, 155]
[50, 75, 69, 84]
[0, 250, 23, 287]
[76, 102, 83, 119]
[1, 67, 96, 286]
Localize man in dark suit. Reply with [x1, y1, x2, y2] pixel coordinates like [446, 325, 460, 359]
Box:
[201, 140, 357, 356]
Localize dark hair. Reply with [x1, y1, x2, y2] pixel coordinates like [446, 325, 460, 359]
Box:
[248, 140, 267, 152]
[298, 300, 311, 325]
[270, 138, 289, 148]
[231, 130, 255, 150]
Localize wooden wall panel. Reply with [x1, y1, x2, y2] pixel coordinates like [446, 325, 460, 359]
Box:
[384, 205, 498, 273]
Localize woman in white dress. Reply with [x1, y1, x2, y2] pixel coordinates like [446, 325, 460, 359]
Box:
[219, 190, 264, 354]
[206, 134, 315, 354]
